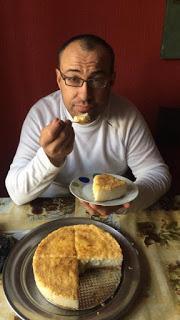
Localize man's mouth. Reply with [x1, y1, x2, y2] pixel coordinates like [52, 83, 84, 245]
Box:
[74, 104, 94, 113]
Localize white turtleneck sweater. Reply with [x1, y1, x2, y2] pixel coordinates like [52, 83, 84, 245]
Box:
[5, 91, 171, 209]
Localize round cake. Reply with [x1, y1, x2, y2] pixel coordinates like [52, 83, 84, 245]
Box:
[33, 224, 123, 310]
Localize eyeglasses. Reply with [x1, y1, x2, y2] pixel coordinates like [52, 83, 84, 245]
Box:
[59, 70, 110, 89]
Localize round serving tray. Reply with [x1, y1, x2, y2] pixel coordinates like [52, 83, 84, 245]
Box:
[3, 217, 141, 320]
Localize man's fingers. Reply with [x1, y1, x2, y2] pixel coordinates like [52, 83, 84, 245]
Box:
[80, 201, 96, 215]
[50, 124, 74, 154]
[89, 204, 108, 216]
[88, 203, 130, 216]
[48, 118, 65, 140]
[80, 201, 130, 217]
[40, 118, 64, 146]
[40, 119, 74, 150]
[123, 202, 130, 208]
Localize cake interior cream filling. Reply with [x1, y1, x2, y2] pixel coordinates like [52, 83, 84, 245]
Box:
[33, 224, 123, 310]
[73, 113, 91, 124]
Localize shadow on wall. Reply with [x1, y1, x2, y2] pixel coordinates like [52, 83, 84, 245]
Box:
[155, 106, 180, 195]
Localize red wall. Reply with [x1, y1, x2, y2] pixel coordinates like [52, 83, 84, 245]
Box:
[0, 0, 180, 196]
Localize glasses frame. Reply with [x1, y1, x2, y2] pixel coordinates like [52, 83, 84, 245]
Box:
[59, 69, 111, 89]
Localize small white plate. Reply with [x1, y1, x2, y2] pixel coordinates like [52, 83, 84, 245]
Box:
[69, 174, 138, 206]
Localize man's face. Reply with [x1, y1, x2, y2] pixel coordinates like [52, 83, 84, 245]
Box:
[56, 41, 114, 120]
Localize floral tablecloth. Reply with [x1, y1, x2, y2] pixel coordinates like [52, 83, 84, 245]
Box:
[0, 195, 180, 320]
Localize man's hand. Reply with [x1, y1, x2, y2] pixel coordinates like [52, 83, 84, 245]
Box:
[39, 118, 75, 167]
[80, 201, 130, 217]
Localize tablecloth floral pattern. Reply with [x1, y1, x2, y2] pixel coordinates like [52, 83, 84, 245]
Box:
[0, 194, 180, 320]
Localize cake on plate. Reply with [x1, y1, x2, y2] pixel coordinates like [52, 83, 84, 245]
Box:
[92, 174, 128, 202]
[33, 224, 123, 310]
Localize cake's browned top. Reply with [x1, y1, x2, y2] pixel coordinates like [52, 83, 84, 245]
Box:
[74, 224, 122, 260]
[34, 226, 76, 258]
[93, 174, 127, 191]
[34, 224, 122, 261]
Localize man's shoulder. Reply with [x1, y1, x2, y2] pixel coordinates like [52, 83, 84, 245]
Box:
[28, 90, 62, 117]
[24, 90, 62, 126]
[32, 90, 60, 109]
[107, 93, 139, 122]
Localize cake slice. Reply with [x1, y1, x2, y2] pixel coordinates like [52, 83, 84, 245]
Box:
[33, 255, 79, 309]
[93, 174, 127, 202]
[74, 224, 123, 270]
[73, 113, 91, 124]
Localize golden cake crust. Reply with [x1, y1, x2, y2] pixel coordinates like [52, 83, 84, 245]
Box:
[33, 256, 79, 309]
[34, 226, 76, 258]
[93, 174, 128, 201]
[93, 174, 127, 191]
[32, 224, 123, 309]
[74, 224, 122, 262]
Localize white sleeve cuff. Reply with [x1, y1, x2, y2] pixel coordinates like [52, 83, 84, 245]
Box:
[37, 147, 66, 172]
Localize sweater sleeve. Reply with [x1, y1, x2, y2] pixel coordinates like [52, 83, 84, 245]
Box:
[121, 103, 171, 210]
[5, 102, 64, 205]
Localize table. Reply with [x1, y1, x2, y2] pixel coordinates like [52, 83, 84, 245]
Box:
[0, 195, 180, 320]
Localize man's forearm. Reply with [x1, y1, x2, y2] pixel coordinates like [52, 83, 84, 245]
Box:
[5, 148, 62, 205]
[130, 166, 171, 211]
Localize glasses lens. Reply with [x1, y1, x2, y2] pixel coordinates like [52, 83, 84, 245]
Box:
[65, 77, 83, 87]
[89, 78, 108, 88]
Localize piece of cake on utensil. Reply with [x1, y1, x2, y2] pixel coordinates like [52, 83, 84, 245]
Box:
[73, 113, 91, 124]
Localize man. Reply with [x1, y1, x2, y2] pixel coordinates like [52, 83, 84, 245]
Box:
[5, 34, 171, 216]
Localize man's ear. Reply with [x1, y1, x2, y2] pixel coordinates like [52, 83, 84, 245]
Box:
[56, 68, 61, 89]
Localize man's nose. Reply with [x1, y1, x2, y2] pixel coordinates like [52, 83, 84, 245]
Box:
[77, 81, 92, 101]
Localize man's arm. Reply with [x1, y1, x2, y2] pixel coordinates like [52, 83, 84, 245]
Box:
[80, 98, 171, 216]
[5, 109, 74, 205]
[125, 108, 171, 210]
[39, 118, 74, 167]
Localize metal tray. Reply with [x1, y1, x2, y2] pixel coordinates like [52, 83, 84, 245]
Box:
[3, 217, 141, 320]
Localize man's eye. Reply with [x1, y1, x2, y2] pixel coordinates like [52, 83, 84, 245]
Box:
[69, 77, 81, 83]
[92, 78, 104, 83]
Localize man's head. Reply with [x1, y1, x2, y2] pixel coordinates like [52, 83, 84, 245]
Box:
[56, 34, 115, 120]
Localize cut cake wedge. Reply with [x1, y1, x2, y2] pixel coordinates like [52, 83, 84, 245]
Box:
[93, 174, 127, 202]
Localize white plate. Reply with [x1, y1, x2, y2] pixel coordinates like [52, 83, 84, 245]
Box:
[69, 174, 138, 206]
